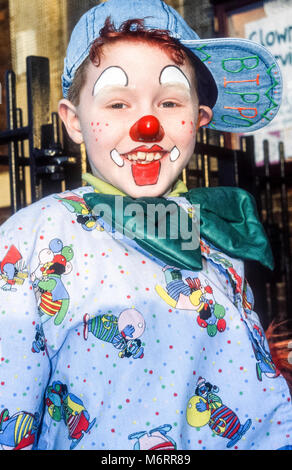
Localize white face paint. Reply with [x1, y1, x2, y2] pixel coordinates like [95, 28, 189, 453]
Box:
[159, 65, 191, 90]
[92, 66, 128, 96]
[75, 41, 202, 199]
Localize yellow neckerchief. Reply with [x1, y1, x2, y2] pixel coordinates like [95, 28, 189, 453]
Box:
[82, 172, 188, 198]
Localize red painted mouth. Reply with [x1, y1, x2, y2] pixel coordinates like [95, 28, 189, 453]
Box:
[131, 160, 161, 186]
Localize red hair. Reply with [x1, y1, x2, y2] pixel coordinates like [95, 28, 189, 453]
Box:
[266, 320, 292, 394]
[67, 17, 199, 105]
[89, 17, 187, 67]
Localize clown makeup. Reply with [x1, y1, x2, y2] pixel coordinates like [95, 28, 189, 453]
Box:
[159, 65, 191, 90]
[92, 66, 128, 96]
[59, 40, 212, 198]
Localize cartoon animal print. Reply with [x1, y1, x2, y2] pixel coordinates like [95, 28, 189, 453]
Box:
[128, 424, 176, 450]
[45, 381, 96, 450]
[31, 324, 47, 354]
[55, 192, 104, 231]
[31, 238, 74, 326]
[83, 308, 145, 359]
[186, 376, 251, 448]
[0, 408, 39, 450]
[0, 245, 28, 291]
[155, 266, 226, 337]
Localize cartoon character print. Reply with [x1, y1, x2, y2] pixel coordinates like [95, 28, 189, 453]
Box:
[242, 280, 254, 315]
[31, 238, 73, 326]
[155, 265, 226, 337]
[203, 244, 278, 382]
[205, 248, 243, 304]
[241, 282, 278, 380]
[0, 408, 39, 450]
[0, 245, 28, 291]
[54, 192, 104, 232]
[45, 381, 96, 450]
[128, 424, 176, 450]
[31, 324, 47, 354]
[238, 279, 278, 381]
[247, 324, 279, 381]
[186, 376, 252, 448]
[83, 308, 145, 359]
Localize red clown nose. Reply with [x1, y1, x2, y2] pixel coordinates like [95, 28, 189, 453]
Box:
[129, 115, 164, 142]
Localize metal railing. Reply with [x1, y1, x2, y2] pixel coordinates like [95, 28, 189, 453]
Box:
[0, 56, 82, 214]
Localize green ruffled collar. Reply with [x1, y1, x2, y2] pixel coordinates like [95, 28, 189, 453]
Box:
[82, 173, 274, 271]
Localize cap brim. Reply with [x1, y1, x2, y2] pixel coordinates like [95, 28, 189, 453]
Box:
[181, 37, 282, 133]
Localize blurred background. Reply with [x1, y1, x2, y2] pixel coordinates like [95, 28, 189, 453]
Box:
[0, 0, 291, 326]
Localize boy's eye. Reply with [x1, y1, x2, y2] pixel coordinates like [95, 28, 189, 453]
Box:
[110, 103, 127, 109]
[161, 101, 177, 108]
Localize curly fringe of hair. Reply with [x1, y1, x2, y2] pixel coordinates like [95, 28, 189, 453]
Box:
[89, 17, 186, 67]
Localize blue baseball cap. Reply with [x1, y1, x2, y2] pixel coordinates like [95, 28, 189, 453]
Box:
[62, 0, 282, 133]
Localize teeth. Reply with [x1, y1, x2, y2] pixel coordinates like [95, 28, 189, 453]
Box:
[110, 149, 124, 167]
[121, 151, 167, 163]
[137, 152, 146, 160]
[170, 146, 180, 162]
[146, 153, 154, 162]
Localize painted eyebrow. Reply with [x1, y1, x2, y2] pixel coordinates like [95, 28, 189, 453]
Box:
[159, 65, 191, 90]
[92, 66, 128, 96]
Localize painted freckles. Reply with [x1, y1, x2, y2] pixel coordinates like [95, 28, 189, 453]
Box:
[91, 121, 110, 142]
[181, 120, 196, 135]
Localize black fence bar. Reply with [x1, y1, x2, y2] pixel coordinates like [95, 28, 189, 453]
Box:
[6, 70, 21, 213]
[279, 142, 291, 317]
[26, 56, 51, 202]
[16, 107, 27, 208]
[0, 126, 29, 144]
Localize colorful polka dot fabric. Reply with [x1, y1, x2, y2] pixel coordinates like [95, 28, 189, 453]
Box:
[0, 185, 291, 450]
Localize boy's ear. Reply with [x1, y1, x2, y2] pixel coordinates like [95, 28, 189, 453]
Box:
[196, 105, 213, 130]
[58, 99, 84, 145]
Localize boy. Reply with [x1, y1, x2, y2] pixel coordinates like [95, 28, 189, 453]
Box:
[0, 0, 291, 450]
